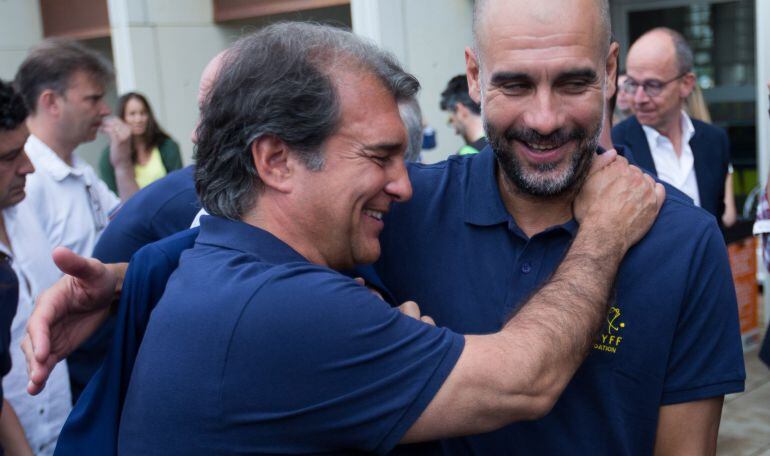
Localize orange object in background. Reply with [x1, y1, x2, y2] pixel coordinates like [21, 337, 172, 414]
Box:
[728, 237, 761, 349]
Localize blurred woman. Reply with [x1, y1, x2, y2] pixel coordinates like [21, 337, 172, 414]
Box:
[99, 93, 182, 194]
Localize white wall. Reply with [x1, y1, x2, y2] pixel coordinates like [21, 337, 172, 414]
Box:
[0, 0, 43, 81]
[352, 0, 474, 163]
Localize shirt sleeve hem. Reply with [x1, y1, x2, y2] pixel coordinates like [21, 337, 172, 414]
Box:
[374, 332, 465, 454]
[661, 379, 745, 405]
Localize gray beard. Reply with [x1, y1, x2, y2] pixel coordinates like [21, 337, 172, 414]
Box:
[485, 117, 602, 198]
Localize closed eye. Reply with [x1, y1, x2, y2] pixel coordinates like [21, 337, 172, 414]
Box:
[0, 149, 22, 162]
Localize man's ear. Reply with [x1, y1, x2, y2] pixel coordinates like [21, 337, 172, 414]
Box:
[465, 47, 482, 105]
[251, 135, 294, 193]
[455, 102, 470, 119]
[680, 72, 696, 99]
[38, 90, 61, 116]
[605, 42, 620, 102]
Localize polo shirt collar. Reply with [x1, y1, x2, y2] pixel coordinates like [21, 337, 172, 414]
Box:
[26, 135, 85, 182]
[196, 215, 309, 265]
[463, 145, 579, 237]
[464, 145, 511, 226]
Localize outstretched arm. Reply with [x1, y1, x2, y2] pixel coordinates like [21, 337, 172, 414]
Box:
[23, 247, 126, 395]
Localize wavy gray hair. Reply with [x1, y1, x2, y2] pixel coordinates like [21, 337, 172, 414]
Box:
[195, 22, 420, 220]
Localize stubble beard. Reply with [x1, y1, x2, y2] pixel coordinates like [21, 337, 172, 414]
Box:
[484, 111, 603, 199]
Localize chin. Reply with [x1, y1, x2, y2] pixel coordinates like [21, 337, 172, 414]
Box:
[354, 246, 381, 266]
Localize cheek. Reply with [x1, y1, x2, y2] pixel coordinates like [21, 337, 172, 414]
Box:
[483, 96, 518, 129]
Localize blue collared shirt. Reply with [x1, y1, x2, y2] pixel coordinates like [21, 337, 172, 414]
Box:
[118, 216, 464, 455]
[376, 146, 745, 455]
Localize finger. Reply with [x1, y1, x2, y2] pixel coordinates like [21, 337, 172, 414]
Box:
[27, 302, 53, 365]
[588, 149, 617, 176]
[353, 277, 365, 286]
[397, 301, 420, 320]
[421, 315, 436, 326]
[26, 356, 57, 395]
[52, 246, 105, 282]
[654, 183, 666, 211]
[21, 335, 33, 377]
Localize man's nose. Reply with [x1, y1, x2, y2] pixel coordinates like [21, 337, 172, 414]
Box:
[523, 90, 561, 136]
[17, 150, 35, 176]
[632, 85, 650, 105]
[99, 101, 111, 117]
[385, 159, 413, 203]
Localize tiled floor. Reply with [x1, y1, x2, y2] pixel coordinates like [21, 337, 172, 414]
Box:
[717, 342, 770, 455]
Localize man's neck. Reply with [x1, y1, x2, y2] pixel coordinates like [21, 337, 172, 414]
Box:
[0, 213, 11, 252]
[241, 196, 331, 269]
[496, 166, 574, 238]
[464, 119, 485, 145]
[653, 111, 684, 157]
[27, 117, 77, 166]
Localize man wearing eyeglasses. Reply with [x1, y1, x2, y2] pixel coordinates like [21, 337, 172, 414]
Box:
[612, 28, 731, 226]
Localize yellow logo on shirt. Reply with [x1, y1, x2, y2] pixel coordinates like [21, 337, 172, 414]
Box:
[592, 306, 625, 354]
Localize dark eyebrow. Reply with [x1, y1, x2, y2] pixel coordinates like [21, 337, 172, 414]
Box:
[0, 148, 23, 160]
[363, 142, 404, 154]
[555, 68, 599, 83]
[489, 72, 532, 86]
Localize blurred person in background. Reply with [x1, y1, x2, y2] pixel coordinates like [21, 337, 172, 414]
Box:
[0, 80, 33, 455]
[14, 38, 125, 404]
[613, 28, 732, 228]
[439, 74, 487, 155]
[0, 78, 63, 456]
[613, 73, 634, 124]
[685, 83, 737, 228]
[99, 93, 182, 197]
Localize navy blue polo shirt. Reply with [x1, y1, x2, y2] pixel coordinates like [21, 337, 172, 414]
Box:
[67, 166, 200, 402]
[376, 147, 746, 455]
[93, 165, 199, 263]
[118, 216, 464, 455]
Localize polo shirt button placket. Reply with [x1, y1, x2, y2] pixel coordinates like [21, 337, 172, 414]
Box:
[521, 262, 532, 274]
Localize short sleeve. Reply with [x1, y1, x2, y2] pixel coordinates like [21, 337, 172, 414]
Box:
[220, 266, 465, 454]
[661, 222, 746, 404]
[93, 176, 121, 215]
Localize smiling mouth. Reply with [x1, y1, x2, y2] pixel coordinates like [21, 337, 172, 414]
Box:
[525, 141, 564, 152]
[363, 209, 384, 221]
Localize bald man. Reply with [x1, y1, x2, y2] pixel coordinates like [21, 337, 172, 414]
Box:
[376, 1, 742, 454]
[612, 28, 731, 226]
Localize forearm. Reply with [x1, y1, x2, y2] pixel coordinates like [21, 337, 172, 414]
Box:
[497, 224, 625, 406]
[113, 164, 140, 201]
[0, 400, 33, 456]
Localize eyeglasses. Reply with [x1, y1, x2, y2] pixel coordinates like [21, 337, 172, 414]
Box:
[621, 73, 688, 97]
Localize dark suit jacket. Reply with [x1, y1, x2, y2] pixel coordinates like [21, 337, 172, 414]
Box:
[612, 115, 730, 221]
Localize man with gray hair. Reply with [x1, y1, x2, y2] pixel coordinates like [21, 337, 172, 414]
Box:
[612, 27, 732, 224]
[111, 22, 661, 454]
[22, 3, 739, 454]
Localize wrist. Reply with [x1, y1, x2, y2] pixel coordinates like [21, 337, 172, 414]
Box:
[572, 222, 627, 267]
